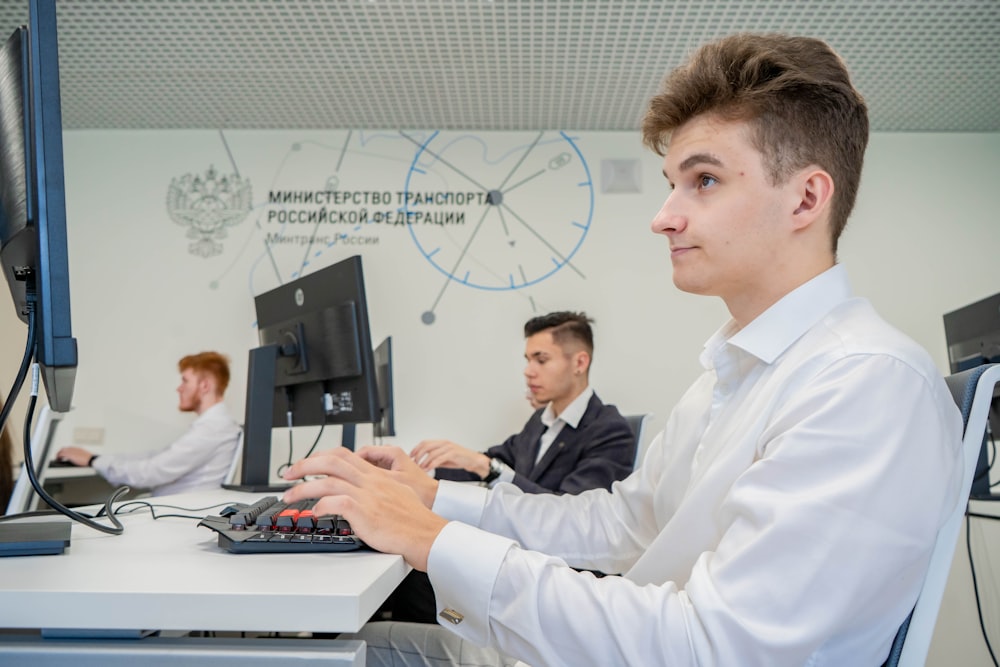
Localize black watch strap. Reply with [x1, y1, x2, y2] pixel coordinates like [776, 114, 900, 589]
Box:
[482, 456, 502, 483]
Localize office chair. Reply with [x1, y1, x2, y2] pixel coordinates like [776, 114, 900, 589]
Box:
[624, 413, 652, 468]
[5, 406, 66, 515]
[223, 428, 245, 486]
[881, 363, 1000, 667]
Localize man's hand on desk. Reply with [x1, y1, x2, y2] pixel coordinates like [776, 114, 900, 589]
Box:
[282, 446, 446, 571]
[54, 446, 95, 467]
[410, 439, 491, 478]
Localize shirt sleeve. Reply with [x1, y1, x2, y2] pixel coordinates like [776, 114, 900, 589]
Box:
[92, 420, 227, 489]
[432, 479, 490, 526]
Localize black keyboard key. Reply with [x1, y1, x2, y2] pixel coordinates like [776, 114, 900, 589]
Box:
[274, 508, 299, 532]
[255, 504, 284, 530]
[201, 495, 365, 553]
[296, 511, 317, 532]
[229, 495, 281, 530]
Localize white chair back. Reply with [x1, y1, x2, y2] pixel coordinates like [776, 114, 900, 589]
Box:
[884, 364, 1000, 666]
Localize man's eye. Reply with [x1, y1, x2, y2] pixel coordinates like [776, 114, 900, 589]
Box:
[699, 175, 717, 189]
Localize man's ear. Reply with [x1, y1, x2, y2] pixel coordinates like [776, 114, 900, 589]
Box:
[574, 350, 591, 376]
[791, 168, 834, 230]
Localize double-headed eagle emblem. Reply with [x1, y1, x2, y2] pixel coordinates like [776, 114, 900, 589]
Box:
[167, 166, 252, 257]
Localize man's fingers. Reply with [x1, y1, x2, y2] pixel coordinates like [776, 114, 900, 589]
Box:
[419, 453, 447, 470]
[311, 493, 357, 519]
[282, 475, 354, 504]
[357, 444, 407, 469]
[409, 444, 432, 461]
[283, 447, 371, 485]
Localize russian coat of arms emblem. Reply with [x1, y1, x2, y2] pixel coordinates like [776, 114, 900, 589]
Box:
[166, 166, 252, 257]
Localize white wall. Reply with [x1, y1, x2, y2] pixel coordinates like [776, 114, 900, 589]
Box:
[2, 128, 999, 663]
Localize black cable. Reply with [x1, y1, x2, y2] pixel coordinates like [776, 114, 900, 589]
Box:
[3, 305, 125, 533]
[276, 431, 295, 477]
[302, 422, 325, 459]
[0, 296, 37, 436]
[21, 386, 127, 535]
[277, 410, 327, 477]
[277, 387, 295, 477]
[110, 501, 207, 521]
[101, 499, 233, 521]
[966, 511, 1000, 666]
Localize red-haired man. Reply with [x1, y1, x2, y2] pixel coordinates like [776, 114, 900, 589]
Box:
[57, 351, 241, 496]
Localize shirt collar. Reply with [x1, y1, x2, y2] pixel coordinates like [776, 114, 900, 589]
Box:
[700, 264, 853, 368]
[542, 385, 593, 430]
[195, 401, 227, 423]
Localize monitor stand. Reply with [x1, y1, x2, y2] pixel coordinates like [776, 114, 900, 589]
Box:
[223, 346, 361, 493]
[340, 424, 356, 451]
[223, 344, 290, 493]
[0, 520, 71, 557]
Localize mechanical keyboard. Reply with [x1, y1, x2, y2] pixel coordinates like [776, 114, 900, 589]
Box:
[198, 495, 365, 554]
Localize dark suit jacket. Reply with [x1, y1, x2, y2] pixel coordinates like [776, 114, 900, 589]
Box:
[435, 392, 636, 494]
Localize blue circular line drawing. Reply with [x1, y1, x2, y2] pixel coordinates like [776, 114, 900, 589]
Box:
[403, 130, 594, 292]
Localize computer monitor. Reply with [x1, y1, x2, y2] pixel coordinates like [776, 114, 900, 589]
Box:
[373, 336, 395, 439]
[0, 0, 77, 415]
[226, 254, 382, 492]
[943, 291, 1000, 499]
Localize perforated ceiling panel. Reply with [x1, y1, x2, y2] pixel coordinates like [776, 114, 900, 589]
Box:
[0, 0, 997, 131]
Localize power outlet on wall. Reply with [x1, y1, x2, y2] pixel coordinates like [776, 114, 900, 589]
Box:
[73, 427, 105, 445]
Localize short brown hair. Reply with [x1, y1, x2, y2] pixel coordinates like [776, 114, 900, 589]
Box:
[641, 33, 868, 252]
[178, 351, 230, 395]
[524, 311, 595, 358]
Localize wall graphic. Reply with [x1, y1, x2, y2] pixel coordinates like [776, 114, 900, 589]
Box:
[401, 130, 593, 324]
[175, 130, 593, 326]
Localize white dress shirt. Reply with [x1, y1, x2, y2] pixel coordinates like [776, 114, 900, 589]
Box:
[427, 264, 964, 667]
[536, 385, 593, 464]
[93, 402, 241, 496]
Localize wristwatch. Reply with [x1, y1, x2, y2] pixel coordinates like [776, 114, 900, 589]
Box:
[482, 456, 502, 484]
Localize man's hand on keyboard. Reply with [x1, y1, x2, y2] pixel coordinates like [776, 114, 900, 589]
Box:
[282, 447, 447, 572]
[355, 444, 440, 507]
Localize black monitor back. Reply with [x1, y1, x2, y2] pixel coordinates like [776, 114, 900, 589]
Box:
[373, 336, 395, 438]
[0, 0, 77, 413]
[255, 255, 379, 428]
[227, 255, 381, 491]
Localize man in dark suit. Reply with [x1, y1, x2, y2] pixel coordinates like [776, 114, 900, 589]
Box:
[385, 311, 636, 622]
[411, 310, 635, 494]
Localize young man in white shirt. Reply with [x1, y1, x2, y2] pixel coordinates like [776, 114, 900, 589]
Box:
[57, 351, 241, 497]
[282, 33, 963, 667]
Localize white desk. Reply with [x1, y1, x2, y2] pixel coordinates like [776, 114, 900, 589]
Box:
[0, 488, 409, 636]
